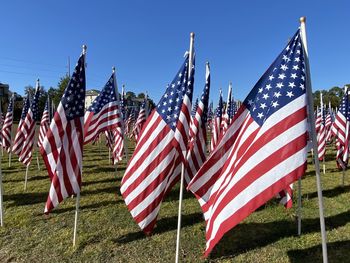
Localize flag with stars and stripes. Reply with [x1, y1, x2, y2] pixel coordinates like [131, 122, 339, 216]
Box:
[84, 72, 121, 144]
[210, 90, 223, 152]
[207, 101, 213, 131]
[325, 102, 333, 141]
[188, 30, 308, 256]
[38, 98, 50, 148]
[132, 96, 148, 142]
[185, 62, 210, 185]
[12, 95, 31, 155]
[316, 95, 326, 161]
[191, 98, 199, 117]
[18, 80, 41, 166]
[1, 95, 14, 152]
[120, 54, 194, 233]
[331, 89, 350, 168]
[40, 51, 86, 214]
[221, 82, 233, 134]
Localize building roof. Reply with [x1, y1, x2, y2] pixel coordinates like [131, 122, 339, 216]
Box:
[86, 89, 100, 96]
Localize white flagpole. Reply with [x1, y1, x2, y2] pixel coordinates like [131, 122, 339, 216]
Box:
[121, 85, 129, 163]
[297, 178, 302, 235]
[24, 164, 29, 191]
[175, 32, 194, 263]
[300, 17, 328, 263]
[73, 44, 87, 247]
[320, 93, 326, 174]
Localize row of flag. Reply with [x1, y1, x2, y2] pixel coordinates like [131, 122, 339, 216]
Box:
[0, 23, 337, 259]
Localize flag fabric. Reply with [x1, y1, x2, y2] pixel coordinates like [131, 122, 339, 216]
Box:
[12, 95, 31, 155]
[276, 184, 293, 208]
[221, 82, 233, 134]
[38, 98, 50, 148]
[331, 89, 350, 168]
[315, 106, 326, 161]
[188, 30, 308, 256]
[84, 72, 121, 144]
[40, 52, 86, 213]
[120, 54, 194, 233]
[325, 102, 333, 141]
[132, 97, 148, 142]
[1, 95, 14, 152]
[207, 101, 213, 131]
[191, 98, 199, 117]
[112, 126, 124, 163]
[18, 81, 41, 166]
[210, 91, 223, 152]
[185, 62, 210, 185]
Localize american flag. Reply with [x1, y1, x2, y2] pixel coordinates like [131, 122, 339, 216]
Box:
[210, 90, 223, 152]
[38, 98, 50, 148]
[112, 126, 124, 163]
[325, 102, 333, 141]
[40, 51, 86, 213]
[331, 89, 350, 168]
[207, 101, 213, 131]
[316, 102, 326, 161]
[84, 71, 121, 144]
[18, 80, 41, 166]
[132, 96, 148, 142]
[121, 54, 194, 233]
[188, 30, 308, 256]
[185, 62, 210, 185]
[121, 85, 127, 120]
[221, 82, 233, 134]
[1, 95, 14, 152]
[191, 98, 199, 117]
[12, 95, 31, 155]
[276, 184, 293, 208]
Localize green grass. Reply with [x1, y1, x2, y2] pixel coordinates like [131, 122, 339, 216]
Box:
[0, 140, 349, 262]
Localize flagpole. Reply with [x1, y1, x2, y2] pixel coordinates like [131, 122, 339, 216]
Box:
[73, 44, 86, 247]
[320, 93, 326, 174]
[297, 177, 302, 235]
[175, 32, 194, 263]
[24, 164, 29, 191]
[300, 17, 328, 263]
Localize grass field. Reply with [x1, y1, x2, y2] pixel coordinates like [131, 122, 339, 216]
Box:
[0, 139, 349, 263]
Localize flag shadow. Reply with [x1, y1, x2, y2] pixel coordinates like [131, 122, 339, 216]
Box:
[303, 185, 350, 199]
[114, 212, 203, 244]
[287, 240, 350, 263]
[50, 200, 123, 215]
[83, 177, 121, 187]
[5, 191, 48, 207]
[209, 210, 350, 260]
[4, 175, 48, 183]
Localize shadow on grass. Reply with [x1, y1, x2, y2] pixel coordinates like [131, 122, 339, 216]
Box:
[209, 210, 350, 260]
[303, 185, 350, 199]
[5, 191, 47, 207]
[83, 177, 120, 187]
[287, 240, 350, 263]
[82, 186, 121, 196]
[114, 212, 203, 244]
[163, 188, 195, 203]
[4, 175, 48, 183]
[51, 200, 123, 214]
[87, 166, 126, 174]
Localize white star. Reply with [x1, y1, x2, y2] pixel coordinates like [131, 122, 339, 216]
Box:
[263, 93, 269, 100]
[272, 101, 279, 108]
[291, 73, 297, 79]
[299, 83, 305, 90]
[294, 57, 300, 62]
[248, 99, 254, 105]
[282, 55, 288, 61]
[286, 91, 294, 98]
[280, 64, 288, 71]
[258, 88, 263, 93]
[257, 112, 264, 119]
[293, 65, 300, 70]
[167, 107, 172, 112]
[278, 73, 286, 80]
[288, 82, 296, 88]
[164, 93, 168, 98]
[269, 75, 275, 81]
[274, 91, 282, 98]
[276, 82, 284, 88]
[265, 84, 272, 90]
[260, 103, 267, 109]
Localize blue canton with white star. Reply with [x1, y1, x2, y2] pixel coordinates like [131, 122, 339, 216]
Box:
[21, 96, 30, 120]
[191, 98, 198, 117]
[31, 86, 41, 121]
[216, 92, 223, 118]
[88, 73, 117, 114]
[199, 69, 210, 124]
[244, 30, 306, 126]
[61, 54, 86, 121]
[7, 96, 14, 113]
[156, 55, 194, 130]
[339, 91, 350, 121]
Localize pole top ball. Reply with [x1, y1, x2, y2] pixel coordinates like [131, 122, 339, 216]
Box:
[190, 32, 195, 38]
[299, 17, 306, 23]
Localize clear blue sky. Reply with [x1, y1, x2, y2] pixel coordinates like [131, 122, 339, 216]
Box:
[1, 0, 349, 104]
